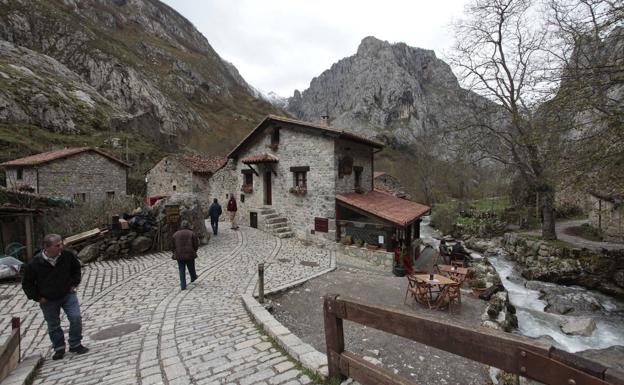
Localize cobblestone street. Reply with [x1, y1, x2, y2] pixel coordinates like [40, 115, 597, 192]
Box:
[0, 224, 334, 385]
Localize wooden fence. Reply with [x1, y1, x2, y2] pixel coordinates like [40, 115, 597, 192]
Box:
[0, 317, 21, 383]
[323, 295, 624, 385]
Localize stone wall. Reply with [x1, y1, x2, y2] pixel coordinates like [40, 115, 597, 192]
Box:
[5, 167, 37, 191]
[25, 152, 127, 201]
[336, 244, 394, 269]
[502, 232, 624, 299]
[334, 139, 373, 194]
[208, 122, 338, 244]
[588, 194, 624, 242]
[147, 156, 212, 210]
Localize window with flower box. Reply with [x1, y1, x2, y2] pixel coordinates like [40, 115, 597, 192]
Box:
[241, 169, 254, 193]
[289, 166, 309, 195]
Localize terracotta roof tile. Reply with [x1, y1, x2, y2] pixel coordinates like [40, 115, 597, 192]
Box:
[176, 155, 228, 174]
[241, 153, 279, 164]
[336, 190, 430, 226]
[373, 171, 387, 178]
[0, 147, 130, 167]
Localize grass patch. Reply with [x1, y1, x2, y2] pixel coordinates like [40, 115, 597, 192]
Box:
[457, 216, 479, 226]
[522, 234, 577, 249]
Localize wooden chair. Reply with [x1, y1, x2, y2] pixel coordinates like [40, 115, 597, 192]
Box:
[407, 276, 434, 309]
[433, 282, 461, 311]
[448, 267, 470, 287]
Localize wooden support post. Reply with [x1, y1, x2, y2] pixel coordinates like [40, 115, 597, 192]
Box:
[323, 294, 346, 382]
[24, 215, 33, 262]
[11, 317, 20, 363]
[258, 263, 265, 304]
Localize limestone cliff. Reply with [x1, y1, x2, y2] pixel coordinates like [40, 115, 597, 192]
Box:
[287, 36, 486, 146]
[0, 0, 280, 162]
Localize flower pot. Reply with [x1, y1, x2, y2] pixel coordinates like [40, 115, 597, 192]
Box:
[471, 287, 488, 297]
[392, 264, 407, 277]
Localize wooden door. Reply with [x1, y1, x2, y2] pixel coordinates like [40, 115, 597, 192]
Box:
[264, 171, 272, 205]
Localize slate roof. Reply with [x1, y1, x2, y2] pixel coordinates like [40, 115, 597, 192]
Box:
[228, 115, 384, 158]
[0, 147, 130, 168]
[336, 190, 430, 227]
[241, 153, 279, 164]
[175, 155, 228, 174]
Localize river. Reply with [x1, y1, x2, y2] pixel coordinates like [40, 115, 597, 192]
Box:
[420, 216, 624, 353]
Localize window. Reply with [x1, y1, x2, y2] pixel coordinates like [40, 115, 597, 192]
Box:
[290, 166, 309, 187]
[354, 166, 363, 188]
[16, 168, 23, 180]
[241, 169, 254, 193]
[106, 191, 115, 200]
[244, 173, 253, 186]
[270, 127, 280, 149]
[73, 193, 86, 202]
[173, 185, 176, 191]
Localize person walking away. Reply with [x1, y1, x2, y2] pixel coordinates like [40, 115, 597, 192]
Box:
[22, 234, 88, 360]
[172, 220, 199, 290]
[227, 195, 239, 230]
[207, 198, 222, 235]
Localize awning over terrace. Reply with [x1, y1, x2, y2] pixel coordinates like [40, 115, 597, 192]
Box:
[335, 190, 430, 227]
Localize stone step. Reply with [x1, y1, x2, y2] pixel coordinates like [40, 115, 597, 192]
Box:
[277, 231, 294, 238]
[263, 213, 280, 220]
[272, 226, 290, 233]
[258, 208, 276, 215]
[265, 222, 288, 230]
[266, 217, 287, 224]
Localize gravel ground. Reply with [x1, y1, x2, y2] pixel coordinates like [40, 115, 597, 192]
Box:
[270, 260, 492, 385]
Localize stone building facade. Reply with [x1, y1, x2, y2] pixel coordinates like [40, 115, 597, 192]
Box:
[1, 147, 129, 202]
[588, 191, 623, 242]
[146, 155, 227, 209]
[373, 171, 410, 199]
[208, 115, 382, 245]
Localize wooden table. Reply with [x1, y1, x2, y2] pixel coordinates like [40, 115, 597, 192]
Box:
[414, 274, 456, 309]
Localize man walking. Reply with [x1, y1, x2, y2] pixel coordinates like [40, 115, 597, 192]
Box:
[227, 195, 239, 230]
[207, 198, 222, 235]
[172, 220, 199, 290]
[22, 234, 88, 360]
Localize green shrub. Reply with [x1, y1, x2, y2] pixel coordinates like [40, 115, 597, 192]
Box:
[431, 204, 459, 235]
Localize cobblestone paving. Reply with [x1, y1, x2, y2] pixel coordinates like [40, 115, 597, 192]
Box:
[0, 224, 334, 385]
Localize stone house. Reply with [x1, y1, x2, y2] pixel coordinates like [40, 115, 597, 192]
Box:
[146, 155, 227, 209]
[0, 147, 129, 202]
[208, 115, 430, 262]
[588, 190, 623, 242]
[373, 171, 410, 199]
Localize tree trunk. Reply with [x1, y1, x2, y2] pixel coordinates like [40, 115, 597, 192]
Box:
[541, 187, 557, 240]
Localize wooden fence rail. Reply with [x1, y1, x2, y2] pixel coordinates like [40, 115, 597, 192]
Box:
[323, 295, 624, 385]
[0, 317, 21, 383]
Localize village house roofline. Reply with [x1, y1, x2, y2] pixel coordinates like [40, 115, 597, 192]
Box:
[145, 154, 228, 175]
[228, 115, 384, 158]
[0, 147, 130, 168]
[336, 190, 430, 227]
[241, 153, 279, 164]
[588, 189, 624, 205]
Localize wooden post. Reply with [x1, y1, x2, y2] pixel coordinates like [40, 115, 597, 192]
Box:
[24, 215, 33, 262]
[11, 317, 20, 363]
[258, 263, 265, 304]
[323, 294, 345, 382]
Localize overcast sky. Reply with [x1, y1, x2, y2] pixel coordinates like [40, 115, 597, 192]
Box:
[161, 1, 470, 97]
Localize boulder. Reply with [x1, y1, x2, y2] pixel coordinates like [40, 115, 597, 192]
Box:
[559, 317, 597, 336]
[131, 236, 152, 254]
[77, 243, 100, 263]
[153, 193, 211, 247]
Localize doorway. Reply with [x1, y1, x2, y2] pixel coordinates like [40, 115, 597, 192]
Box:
[264, 171, 272, 205]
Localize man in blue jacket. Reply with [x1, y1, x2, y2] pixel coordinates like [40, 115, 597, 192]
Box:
[207, 198, 222, 235]
[22, 234, 88, 360]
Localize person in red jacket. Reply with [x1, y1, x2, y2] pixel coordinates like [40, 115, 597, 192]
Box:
[227, 196, 239, 230]
[172, 220, 199, 290]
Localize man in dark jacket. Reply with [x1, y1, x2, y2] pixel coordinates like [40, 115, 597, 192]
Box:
[172, 220, 199, 290]
[207, 198, 222, 235]
[22, 234, 88, 360]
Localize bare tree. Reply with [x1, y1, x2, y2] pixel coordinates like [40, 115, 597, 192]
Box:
[449, 0, 562, 239]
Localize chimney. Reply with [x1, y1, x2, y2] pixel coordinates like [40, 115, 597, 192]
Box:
[320, 115, 329, 127]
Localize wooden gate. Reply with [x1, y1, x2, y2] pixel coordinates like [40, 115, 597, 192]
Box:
[324, 295, 624, 385]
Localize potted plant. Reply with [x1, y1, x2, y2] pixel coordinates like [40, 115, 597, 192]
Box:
[392, 245, 408, 277]
[241, 184, 253, 193]
[470, 278, 487, 296]
[289, 185, 307, 196]
[354, 238, 363, 247]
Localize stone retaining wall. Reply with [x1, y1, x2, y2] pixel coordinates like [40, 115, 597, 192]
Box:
[502, 233, 624, 299]
[335, 243, 394, 269]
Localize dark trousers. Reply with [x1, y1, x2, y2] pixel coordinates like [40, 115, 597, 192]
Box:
[177, 259, 197, 289]
[210, 217, 219, 235]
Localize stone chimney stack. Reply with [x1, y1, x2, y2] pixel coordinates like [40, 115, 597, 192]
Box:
[320, 115, 329, 127]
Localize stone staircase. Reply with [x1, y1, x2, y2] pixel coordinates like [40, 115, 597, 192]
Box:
[258, 207, 294, 239]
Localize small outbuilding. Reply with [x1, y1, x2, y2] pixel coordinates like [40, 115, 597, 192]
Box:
[0, 147, 129, 202]
[146, 155, 227, 209]
[588, 189, 623, 242]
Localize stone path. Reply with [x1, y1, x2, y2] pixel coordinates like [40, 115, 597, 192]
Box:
[0, 224, 334, 385]
[524, 219, 624, 251]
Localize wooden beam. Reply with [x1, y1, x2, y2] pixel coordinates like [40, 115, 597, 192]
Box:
[246, 164, 259, 176]
[323, 295, 345, 382]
